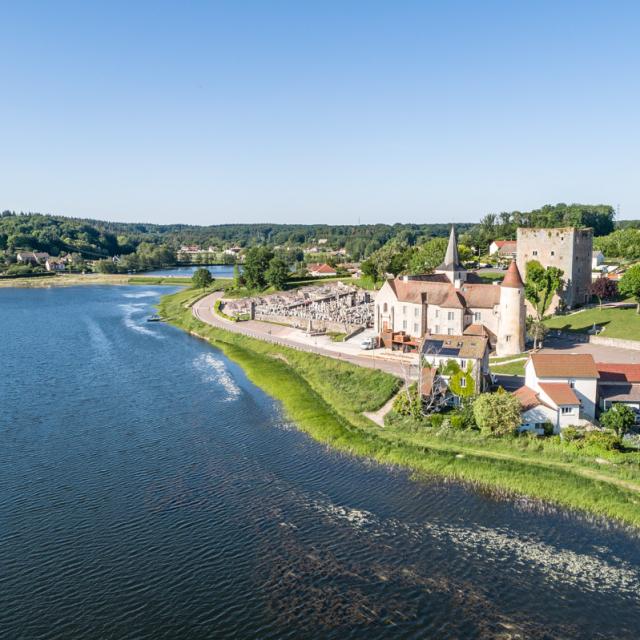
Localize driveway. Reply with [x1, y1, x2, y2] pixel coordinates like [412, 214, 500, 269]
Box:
[539, 334, 640, 364]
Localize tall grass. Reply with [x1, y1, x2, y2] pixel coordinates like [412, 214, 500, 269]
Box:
[160, 288, 640, 528]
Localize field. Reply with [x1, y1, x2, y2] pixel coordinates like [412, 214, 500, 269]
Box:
[545, 306, 640, 340]
[160, 288, 640, 528]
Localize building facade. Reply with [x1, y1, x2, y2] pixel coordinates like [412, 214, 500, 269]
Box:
[374, 227, 526, 356]
[516, 227, 593, 310]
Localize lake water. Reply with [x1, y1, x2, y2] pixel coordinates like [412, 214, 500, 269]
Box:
[2, 286, 640, 639]
[144, 265, 237, 278]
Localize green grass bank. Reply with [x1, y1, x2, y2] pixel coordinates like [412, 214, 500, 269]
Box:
[545, 306, 640, 340]
[160, 288, 640, 528]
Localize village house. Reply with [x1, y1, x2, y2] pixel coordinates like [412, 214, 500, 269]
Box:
[374, 227, 526, 357]
[45, 257, 66, 272]
[489, 240, 517, 260]
[596, 363, 640, 413]
[16, 251, 50, 265]
[419, 331, 491, 408]
[515, 354, 599, 433]
[307, 263, 338, 277]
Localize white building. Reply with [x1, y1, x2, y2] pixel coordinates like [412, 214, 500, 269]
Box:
[592, 250, 605, 270]
[374, 227, 526, 357]
[515, 353, 599, 433]
[489, 240, 517, 259]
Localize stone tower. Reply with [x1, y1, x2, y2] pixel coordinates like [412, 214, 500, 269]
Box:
[435, 226, 467, 288]
[496, 260, 525, 356]
[516, 227, 592, 310]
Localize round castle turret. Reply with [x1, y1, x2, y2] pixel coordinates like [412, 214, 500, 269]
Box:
[496, 260, 525, 356]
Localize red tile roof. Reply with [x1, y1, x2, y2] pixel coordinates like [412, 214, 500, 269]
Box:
[596, 363, 640, 383]
[539, 382, 579, 406]
[531, 353, 599, 379]
[501, 261, 524, 289]
[514, 385, 551, 411]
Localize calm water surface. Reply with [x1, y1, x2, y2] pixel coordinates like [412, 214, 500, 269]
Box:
[2, 286, 640, 639]
[144, 265, 237, 278]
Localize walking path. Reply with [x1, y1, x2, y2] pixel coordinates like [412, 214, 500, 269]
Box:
[192, 292, 418, 378]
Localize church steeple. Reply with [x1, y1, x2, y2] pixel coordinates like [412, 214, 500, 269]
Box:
[435, 226, 466, 286]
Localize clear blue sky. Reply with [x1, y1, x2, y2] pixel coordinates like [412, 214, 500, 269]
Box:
[1, 1, 639, 225]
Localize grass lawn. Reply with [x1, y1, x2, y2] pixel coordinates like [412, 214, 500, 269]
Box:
[489, 359, 526, 376]
[545, 306, 640, 340]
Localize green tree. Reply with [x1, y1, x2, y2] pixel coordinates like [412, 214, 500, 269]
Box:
[526, 315, 548, 350]
[472, 391, 522, 436]
[409, 237, 448, 273]
[600, 403, 636, 437]
[192, 267, 213, 290]
[233, 263, 243, 287]
[265, 257, 289, 290]
[619, 264, 640, 313]
[524, 260, 564, 319]
[243, 247, 274, 289]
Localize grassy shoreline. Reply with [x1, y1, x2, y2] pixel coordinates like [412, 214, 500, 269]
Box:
[160, 288, 640, 528]
[0, 273, 234, 288]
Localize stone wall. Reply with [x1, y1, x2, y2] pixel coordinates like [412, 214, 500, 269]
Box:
[253, 312, 362, 335]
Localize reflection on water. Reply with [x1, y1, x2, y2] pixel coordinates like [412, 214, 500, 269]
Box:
[1, 286, 640, 639]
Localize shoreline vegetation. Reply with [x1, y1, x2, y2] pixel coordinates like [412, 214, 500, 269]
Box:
[160, 288, 640, 529]
[0, 273, 224, 288]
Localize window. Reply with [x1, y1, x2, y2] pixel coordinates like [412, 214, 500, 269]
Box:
[414, 323, 419, 334]
[383, 303, 388, 312]
[414, 307, 420, 317]
[403, 305, 407, 315]
[447, 328, 453, 335]
[402, 320, 407, 330]
[460, 377, 467, 388]
[561, 406, 573, 414]
[505, 335, 511, 342]
[435, 325, 440, 334]
[532, 250, 538, 256]
[460, 360, 466, 369]
[435, 309, 439, 318]
[474, 312, 481, 322]
[551, 251, 555, 256]
[447, 311, 454, 321]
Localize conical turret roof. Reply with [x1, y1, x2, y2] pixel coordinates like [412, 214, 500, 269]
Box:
[436, 226, 464, 272]
[501, 260, 524, 288]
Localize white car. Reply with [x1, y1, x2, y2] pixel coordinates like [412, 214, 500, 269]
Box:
[359, 337, 377, 350]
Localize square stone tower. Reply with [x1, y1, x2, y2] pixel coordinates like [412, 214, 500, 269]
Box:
[516, 227, 593, 310]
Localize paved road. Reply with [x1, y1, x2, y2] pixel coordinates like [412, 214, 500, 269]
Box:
[539, 334, 640, 363]
[192, 293, 417, 378]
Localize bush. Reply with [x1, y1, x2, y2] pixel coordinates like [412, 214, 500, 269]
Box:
[561, 426, 584, 442]
[583, 431, 622, 452]
[472, 391, 522, 436]
[392, 384, 422, 419]
[542, 421, 555, 437]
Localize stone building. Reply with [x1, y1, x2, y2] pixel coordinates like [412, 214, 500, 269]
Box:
[516, 227, 592, 310]
[374, 227, 526, 356]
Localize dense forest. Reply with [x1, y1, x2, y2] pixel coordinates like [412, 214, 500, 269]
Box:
[0, 203, 621, 266]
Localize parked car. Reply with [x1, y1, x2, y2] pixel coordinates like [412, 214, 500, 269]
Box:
[359, 337, 377, 350]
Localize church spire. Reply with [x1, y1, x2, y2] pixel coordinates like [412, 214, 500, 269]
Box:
[437, 225, 463, 272]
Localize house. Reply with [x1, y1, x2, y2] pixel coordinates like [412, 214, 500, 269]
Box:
[16, 251, 50, 265]
[45, 258, 66, 272]
[489, 240, 517, 259]
[592, 250, 605, 270]
[419, 331, 491, 406]
[374, 227, 526, 357]
[307, 263, 337, 277]
[224, 246, 242, 256]
[596, 363, 640, 412]
[516, 353, 599, 433]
